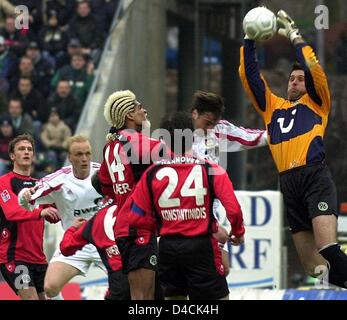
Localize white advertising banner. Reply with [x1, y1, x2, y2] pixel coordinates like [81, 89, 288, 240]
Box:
[215, 190, 284, 289]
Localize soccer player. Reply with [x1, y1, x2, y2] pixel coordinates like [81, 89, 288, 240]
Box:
[126, 112, 245, 300]
[191, 90, 267, 163]
[18, 135, 104, 299]
[0, 134, 59, 300]
[190, 90, 267, 228]
[99, 90, 168, 300]
[59, 194, 130, 300]
[239, 10, 347, 288]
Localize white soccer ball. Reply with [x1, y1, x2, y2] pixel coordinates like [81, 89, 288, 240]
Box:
[243, 7, 277, 41]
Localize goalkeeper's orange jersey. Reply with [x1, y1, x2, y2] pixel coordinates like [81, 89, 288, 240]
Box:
[239, 40, 330, 173]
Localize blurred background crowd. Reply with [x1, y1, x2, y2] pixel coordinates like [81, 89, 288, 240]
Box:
[0, 0, 119, 177]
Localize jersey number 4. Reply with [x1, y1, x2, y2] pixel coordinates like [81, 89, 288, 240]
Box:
[156, 165, 207, 208]
[105, 144, 125, 182]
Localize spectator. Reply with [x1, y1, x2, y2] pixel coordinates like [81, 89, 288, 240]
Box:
[0, 0, 15, 29]
[51, 53, 94, 105]
[0, 34, 16, 90]
[68, 0, 103, 64]
[39, 10, 69, 64]
[55, 38, 82, 69]
[0, 16, 29, 57]
[90, 0, 118, 35]
[0, 85, 8, 113]
[45, 0, 77, 27]
[9, 55, 38, 94]
[2, 98, 34, 135]
[40, 108, 71, 167]
[47, 80, 81, 131]
[25, 41, 55, 97]
[0, 117, 14, 175]
[10, 76, 48, 125]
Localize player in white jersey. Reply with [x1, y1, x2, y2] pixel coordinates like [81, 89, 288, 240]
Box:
[18, 135, 105, 299]
[191, 90, 267, 164]
[190, 90, 267, 232]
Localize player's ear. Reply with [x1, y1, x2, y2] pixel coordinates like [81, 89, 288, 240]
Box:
[192, 109, 199, 120]
[126, 111, 135, 121]
[9, 153, 15, 161]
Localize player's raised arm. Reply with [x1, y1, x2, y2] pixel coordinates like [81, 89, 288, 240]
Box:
[277, 10, 330, 112]
[215, 120, 267, 151]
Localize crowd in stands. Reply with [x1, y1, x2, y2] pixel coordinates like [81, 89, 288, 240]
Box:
[0, 0, 119, 177]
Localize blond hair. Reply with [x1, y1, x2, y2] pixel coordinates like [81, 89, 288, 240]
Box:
[65, 135, 90, 153]
[104, 90, 138, 130]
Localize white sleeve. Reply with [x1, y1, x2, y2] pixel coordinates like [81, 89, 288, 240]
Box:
[215, 120, 267, 152]
[29, 180, 61, 206]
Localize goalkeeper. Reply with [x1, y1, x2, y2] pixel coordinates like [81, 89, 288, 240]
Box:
[239, 10, 347, 288]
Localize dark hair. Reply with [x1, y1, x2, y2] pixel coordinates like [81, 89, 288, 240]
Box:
[289, 62, 304, 77]
[78, 0, 91, 7]
[8, 98, 22, 107]
[8, 134, 35, 155]
[160, 111, 194, 155]
[91, 170, 103, 195]
[191, 90, 225, 118]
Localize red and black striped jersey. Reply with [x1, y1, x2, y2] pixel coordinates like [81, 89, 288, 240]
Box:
[60, 202, 121, 273]
[0, 172, 46, 264]
[126, 156, 245, 238]
[99, 129, 169, 237]
[98, 129, 166, 208]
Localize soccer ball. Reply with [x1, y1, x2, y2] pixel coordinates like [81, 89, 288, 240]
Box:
[243, 7, 277, 41]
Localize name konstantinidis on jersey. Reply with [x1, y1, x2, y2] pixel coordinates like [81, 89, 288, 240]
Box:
[161, 207, 207, 221]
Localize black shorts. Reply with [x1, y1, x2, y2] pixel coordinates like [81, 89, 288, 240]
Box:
[0, 261, 47, 295]
[280, 161, 338, 234]
[116, 234, 158, 274]
[158, 235, 228, 300]
[105, 270, 131, 300]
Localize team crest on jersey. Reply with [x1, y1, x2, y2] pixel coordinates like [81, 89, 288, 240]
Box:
[1, 189, 10, 202]
[149, 255, 157, 266]
[1, 228, 9, 239]
[5, 262, 15, 273]
[267, 104, 322, 145]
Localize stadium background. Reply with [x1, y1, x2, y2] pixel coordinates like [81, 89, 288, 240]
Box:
[1, 0, 347, 299]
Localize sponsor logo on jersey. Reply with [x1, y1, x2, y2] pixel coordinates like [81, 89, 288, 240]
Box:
[73, 198, 102, 216]
[267, 104, 322, 145]
[106, 245, 120, 257]
[23, 181, 34, 186]
[1, 189, 10, 202]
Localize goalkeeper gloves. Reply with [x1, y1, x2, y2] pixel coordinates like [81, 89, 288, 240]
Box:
[277, 10, 301, 43]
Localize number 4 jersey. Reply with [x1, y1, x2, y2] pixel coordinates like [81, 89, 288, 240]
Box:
[98, 129, 168, 209]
